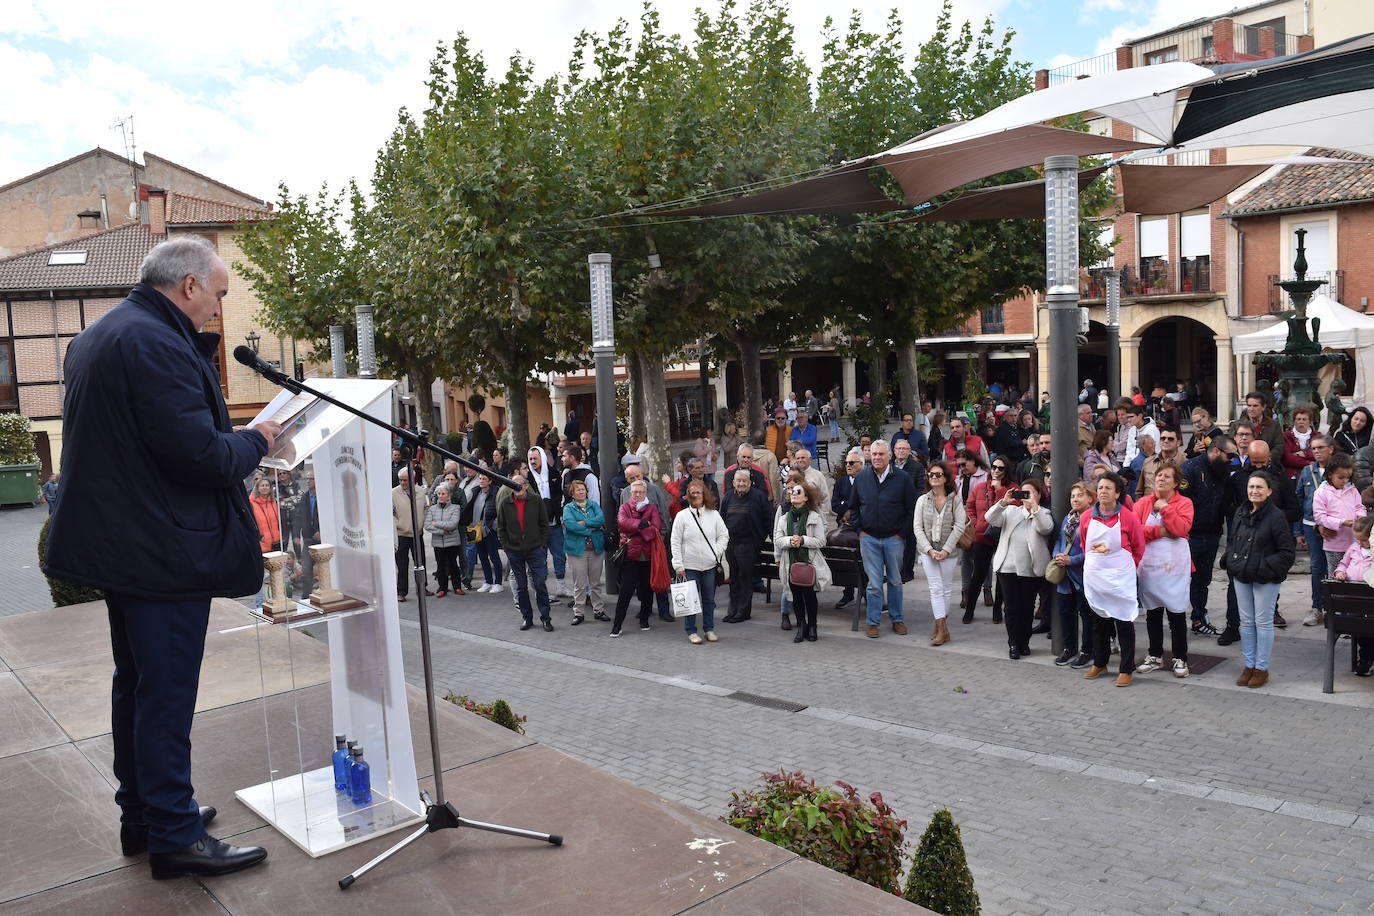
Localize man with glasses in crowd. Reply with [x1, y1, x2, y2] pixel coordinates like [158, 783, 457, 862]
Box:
[1138, 427, 1184, 499]
[831, 448, 865, 610]
[1234, 390, 1284, 454]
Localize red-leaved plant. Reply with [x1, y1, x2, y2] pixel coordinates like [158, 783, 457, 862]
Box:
[722, 769, 907, 893]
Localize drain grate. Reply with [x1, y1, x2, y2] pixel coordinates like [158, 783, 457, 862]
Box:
[725, 691, 808, 713]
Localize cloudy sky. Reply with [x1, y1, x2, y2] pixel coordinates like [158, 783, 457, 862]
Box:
[2, 0, 1247, 202]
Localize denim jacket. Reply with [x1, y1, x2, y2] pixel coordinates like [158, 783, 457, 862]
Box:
[1051, 510, 1086, 594]
[1295, 462, 1324, 530]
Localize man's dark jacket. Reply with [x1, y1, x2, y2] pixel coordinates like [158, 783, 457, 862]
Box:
[1180, 453, 1229, 535]
[850, 465, 917, 538]
[832, 473, 857, 524]
[494, 489, 550, 554]
[720, 486, 770, 544]
[44, 284, 268, 599]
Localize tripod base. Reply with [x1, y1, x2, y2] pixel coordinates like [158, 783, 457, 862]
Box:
[339, 793, 561, 889]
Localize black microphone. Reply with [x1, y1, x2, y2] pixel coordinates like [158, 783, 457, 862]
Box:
[233, 345, 283, 379]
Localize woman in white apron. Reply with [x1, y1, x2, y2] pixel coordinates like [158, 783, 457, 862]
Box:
[1081, 472, 1147, 686]
[1134, 465, 1195, 678]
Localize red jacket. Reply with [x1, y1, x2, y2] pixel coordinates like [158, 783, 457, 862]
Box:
[617, 500, 663, 562]
[965, 481, 1010, 546]
[1281, 429, 1316, 479]
[944, 433, 986, 463]
[1080, 503, 1146, 566]
[1133, 489, 1195, 571]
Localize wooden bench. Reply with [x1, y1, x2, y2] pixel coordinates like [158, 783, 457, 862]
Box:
[1321, 580, 1374, 693]
[755, 542, 869, 630]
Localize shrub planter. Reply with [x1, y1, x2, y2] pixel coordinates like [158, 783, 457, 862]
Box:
[0, 463, 39, 506]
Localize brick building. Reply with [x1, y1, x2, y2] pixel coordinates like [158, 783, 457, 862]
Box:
[0, 161, 297, 472]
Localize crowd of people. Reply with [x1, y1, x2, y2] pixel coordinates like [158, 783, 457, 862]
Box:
[247, 377, 1374, 687]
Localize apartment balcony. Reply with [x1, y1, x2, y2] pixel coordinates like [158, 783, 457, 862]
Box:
[1078, 261, 1214, 300]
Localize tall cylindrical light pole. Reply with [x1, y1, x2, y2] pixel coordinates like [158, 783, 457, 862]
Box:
[1105, 268, 1121, 408]
[329, 325, 347, 378]
[1045, 155, 1081, 658]
[589, 253, 619, 595]
[355, 304, 377, 379]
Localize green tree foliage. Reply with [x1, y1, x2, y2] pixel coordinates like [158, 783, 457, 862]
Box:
[0, 412, 39, 464]
[722, 770, 907, 894]
[904, 808, 980, 915]
[38, 517, 103, 607]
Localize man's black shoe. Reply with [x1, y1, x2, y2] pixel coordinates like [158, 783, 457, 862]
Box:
[520, 620, 534, 631]
[1217, 627, 1240, 646]
[722, 613, 740, 623]
[1273, 611, 1288, 629]
[149, 835, 267, 880]
[834, 596, 853, 610]
[1069, 652, 1093, 669]
[1030, 622, 1051, 636]
[542, 620, 554, 632]
[121, 806, 217, 856]
[1054, 648, 1074, 666]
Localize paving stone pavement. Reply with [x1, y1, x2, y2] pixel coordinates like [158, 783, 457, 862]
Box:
[8, 500, 1374, 913]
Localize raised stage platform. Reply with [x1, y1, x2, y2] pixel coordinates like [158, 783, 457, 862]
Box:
[0, 599, 921, 914]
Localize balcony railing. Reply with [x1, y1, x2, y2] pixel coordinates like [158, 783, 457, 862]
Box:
[1243, 26, 1298, 57]
[1079, 262, 1214, 299]
[1268, 270, 1344, 312]
[1047, 51, 1115, 86]
[1131, 25, 1214, 66]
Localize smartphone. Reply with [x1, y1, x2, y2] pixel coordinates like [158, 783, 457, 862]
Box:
[1011, 489, 1030, 500]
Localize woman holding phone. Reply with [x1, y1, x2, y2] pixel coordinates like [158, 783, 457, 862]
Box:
[985, 478, 1054, 659]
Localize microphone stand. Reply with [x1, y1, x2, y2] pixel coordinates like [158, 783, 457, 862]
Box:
[239, 362, 562, 889]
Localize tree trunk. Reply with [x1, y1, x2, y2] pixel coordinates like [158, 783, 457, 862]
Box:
[628, 349, 647, 437]
[867, 351, 886, 409]
[636, 350, 672, 482]
[411, 367, 443, 484]
[735, 335, 764, 437]
[896, 342, 920, 419]
[504, 370, 530, 458]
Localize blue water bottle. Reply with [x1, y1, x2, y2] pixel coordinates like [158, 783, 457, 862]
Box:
[331, 735, 350, 791]
[349, 745, 372, 805]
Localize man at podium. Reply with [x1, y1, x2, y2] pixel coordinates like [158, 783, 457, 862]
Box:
[44, 237, 282, 880]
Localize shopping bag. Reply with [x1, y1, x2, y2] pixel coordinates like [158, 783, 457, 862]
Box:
[669, 578, 702, 618]
[649, 537, 671, 593]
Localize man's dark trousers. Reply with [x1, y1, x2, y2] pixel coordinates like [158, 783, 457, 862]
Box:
[396, 534, 424, 597]
[1188, 532, 1220, 623]
[107, 592, 210, 853]
[728, 540, 760, 618]
[507, 549, 552, 622]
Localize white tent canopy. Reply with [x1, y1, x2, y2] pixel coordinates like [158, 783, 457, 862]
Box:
[1232, 293, 1374, 404]
[1231, 293, 1374, 354]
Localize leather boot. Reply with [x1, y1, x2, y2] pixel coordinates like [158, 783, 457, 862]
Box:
[961, 591, 975, 624]
[933, 618, 950, 646]
[1246, 669, 1269, 688]
[780, 613, 792, 631]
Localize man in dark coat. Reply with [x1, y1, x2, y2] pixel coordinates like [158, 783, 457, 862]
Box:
[495, 471, 553, 630]
[850, 441, 917, 638]
[720, 471, 771, 622]
[44, 237, 277, 879]
[1180, 434, 1236, 636]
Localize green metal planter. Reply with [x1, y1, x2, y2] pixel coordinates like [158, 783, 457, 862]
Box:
[0, 463, 40, 506]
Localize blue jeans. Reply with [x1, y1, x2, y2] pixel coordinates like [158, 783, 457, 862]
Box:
[860, 533, 905, 624]
[683, 568, 717, 634]
[1303, 523, 1328, 610]
[829, 419, 840, 439]
[470, 537, 503, 585]
[546, 525, 566, 580]
[1234, 579, 1279, 670]
[506, 549, 552, 622]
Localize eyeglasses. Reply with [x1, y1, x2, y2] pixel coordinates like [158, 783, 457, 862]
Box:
[846, 460, 861, 466]
[927, 472, 944, 479]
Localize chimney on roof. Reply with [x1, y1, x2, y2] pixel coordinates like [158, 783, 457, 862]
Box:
[140, 185, 167, 236]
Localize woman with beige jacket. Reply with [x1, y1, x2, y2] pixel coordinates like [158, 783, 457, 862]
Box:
[773, 478, 832, 643]
[913, 460, 969, 646]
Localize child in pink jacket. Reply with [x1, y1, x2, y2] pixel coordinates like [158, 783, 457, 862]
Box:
[1333, 516, 1374, 677]
[1312, 456, 1366, 569]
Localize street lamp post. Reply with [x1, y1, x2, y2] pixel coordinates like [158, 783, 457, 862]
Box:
[1045, 154, 1080, 658]
[589, 253, 619, 595]
[1105, 268, 1121, 407]
[245, 330, 261, 355]
[355, 304, 377, 379]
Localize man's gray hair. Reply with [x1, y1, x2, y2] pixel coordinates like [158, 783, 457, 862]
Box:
[140, 236, 219, 289]
[846, 447, 864, 461]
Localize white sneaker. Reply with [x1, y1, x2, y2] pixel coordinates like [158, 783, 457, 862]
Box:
[1136, 655, 1164, 674]
[480, 583, 495, 593]
[489, 583, 502, 594]
[1302, 610, 1324, 627]
[1172, 658, 1190, 678]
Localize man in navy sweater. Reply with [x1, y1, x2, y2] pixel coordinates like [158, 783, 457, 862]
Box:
[850, 440, 917, 638]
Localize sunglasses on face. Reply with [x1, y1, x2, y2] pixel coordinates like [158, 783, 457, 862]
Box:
[992, 465, 1006, 472]
[789, 487, 805, 497]
[927, 472, 944, 479]
[846, 460, 861, 466]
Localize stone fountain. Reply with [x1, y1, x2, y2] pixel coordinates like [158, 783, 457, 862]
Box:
[1256, 228, 1347, 428]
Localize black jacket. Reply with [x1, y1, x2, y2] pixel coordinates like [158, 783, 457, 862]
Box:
[991, 421, 1026, 463]
[720, 487, 771, 545]
[832, 473, 858, 525]
[850, 465, 917, 538]
[1225, 498, 1296, 584]
[1180, 453, 1229, 536]
[291, 487, 321, 546]
[44, 284, 268, 599]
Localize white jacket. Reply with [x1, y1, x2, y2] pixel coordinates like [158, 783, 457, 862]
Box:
[671, 507, 730, 572]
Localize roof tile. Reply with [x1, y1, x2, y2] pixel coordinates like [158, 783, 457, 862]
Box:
[166, 191, 268, 225]
[1225, 147, 1374, 217]
[0, 222, 156, 293]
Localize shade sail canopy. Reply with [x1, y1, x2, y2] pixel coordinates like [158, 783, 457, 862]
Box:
[909, 167, 1108, 222]
[1173, 34, 1374, 156]
[872, 61, 1213, 157]
[1231, 293, 1374, 354]
[1118, 163, 1271, 214]
[656, 163, 902, 217]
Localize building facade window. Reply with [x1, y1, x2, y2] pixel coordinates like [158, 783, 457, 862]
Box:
[1138, 216, 1169, 291]
[1180, 211, 1211, 292]
[1146, 46, 1179, 65]
[980, 303, 1004, 334]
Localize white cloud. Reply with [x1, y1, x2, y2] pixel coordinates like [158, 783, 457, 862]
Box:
[0, 0, 1025, 199]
